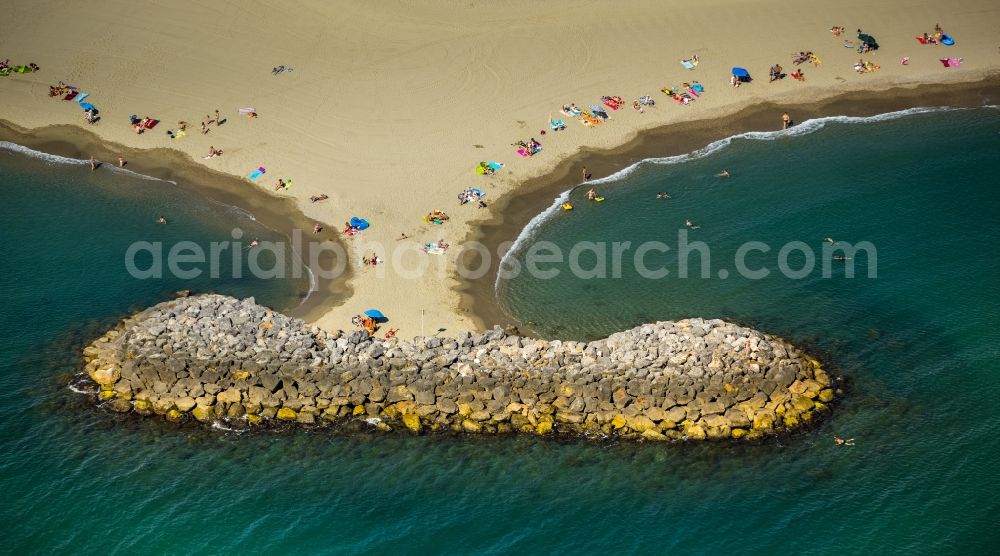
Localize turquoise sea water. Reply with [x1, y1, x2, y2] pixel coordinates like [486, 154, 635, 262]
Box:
[1, 108, 998, 554]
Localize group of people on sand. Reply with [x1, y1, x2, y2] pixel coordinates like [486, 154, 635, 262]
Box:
[129, 115, 156, 134]
[201, 110, 222, 134]
[514, 138, 542, 156]
[351, 314, 378, 335]
[458, 187, 487, 207]
[917, 24, 948, 45]
[426, 209, 450, 224]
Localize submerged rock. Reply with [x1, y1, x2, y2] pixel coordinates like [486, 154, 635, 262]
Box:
[77, 294, 837, 442]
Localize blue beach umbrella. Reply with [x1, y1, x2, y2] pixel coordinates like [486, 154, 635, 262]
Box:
[731, 67, 749, 78]
[364, 309, 386, 320]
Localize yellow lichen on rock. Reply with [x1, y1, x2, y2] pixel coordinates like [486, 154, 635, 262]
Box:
[402, 413, 421, 432]
[642, 429, 667, 441]
[191, 405, 213, 422]
[684, 424, 707, 440]
[535, 420, 553, 435]
[276, 407, 298, 421]
[611, 414, 627, 430]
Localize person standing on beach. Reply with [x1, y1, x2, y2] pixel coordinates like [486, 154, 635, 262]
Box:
[782, 112, 792, 129]
[118, 155, 126, 168]
[90, 156, 97, 171]
[214, 109, 221, 126]
[582, 166, 591, 181]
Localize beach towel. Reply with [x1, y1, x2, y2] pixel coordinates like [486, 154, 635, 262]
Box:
[76, 93, 89, 103]
[940, 57, 962, 68]
[561, 105, 582, 117]
[691, 83, 705, 93]
[63, 91, 79, 101]
[238, 107, 256, 114]
[13, 65, 31, 74]
[549, 118, 566, 130]
[589, 105, 609, 119]
[916, 36, 929, 45]
[477, 161, 505, 174]
[248, 167, 266, 180]
[681, 60, 696, 70]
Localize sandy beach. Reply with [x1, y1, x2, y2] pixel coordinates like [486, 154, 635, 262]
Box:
[2, 0, 998, 337]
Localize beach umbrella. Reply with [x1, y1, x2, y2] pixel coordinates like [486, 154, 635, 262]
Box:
[364, 309, 386, 320]
[731, 67, 750, 77]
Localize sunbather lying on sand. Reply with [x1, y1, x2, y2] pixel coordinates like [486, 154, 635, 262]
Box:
[310, 194, 329, 203]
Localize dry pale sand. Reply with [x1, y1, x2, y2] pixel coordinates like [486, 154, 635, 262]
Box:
[2, 0, 998, 337]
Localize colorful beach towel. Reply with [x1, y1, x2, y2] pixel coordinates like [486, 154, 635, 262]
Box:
[476, 161, 505, 175]
[248, 167, 266, 180]
[76, 93, 89, 103]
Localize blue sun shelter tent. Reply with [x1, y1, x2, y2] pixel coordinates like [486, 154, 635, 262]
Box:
[732, 67, 751, 83]
[364, 309, 387, 322]
[350, 216, 370, 231]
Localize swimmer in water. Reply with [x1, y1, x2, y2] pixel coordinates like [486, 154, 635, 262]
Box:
[249, 238, 260, 248]
[834, 436, 855, 446]
[157, 215, 167, 224]
[824, 237, 835, 244]
[685, 219, 700, 229]
[656, 192, 671, 199]
[716, 170, 729, 177]
[834, 255, 851, 261]
[587, 187, 597, 200]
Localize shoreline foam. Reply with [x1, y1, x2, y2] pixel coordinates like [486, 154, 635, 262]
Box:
[456, 77, 1000, 332]
[0, 119, 353, 320]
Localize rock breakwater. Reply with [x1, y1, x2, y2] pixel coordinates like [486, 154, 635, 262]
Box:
[79, 294, 837, 441]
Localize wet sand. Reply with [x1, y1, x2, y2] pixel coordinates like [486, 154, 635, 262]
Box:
[455, 77, 1000, 333]
[0, 119, 353, 321]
